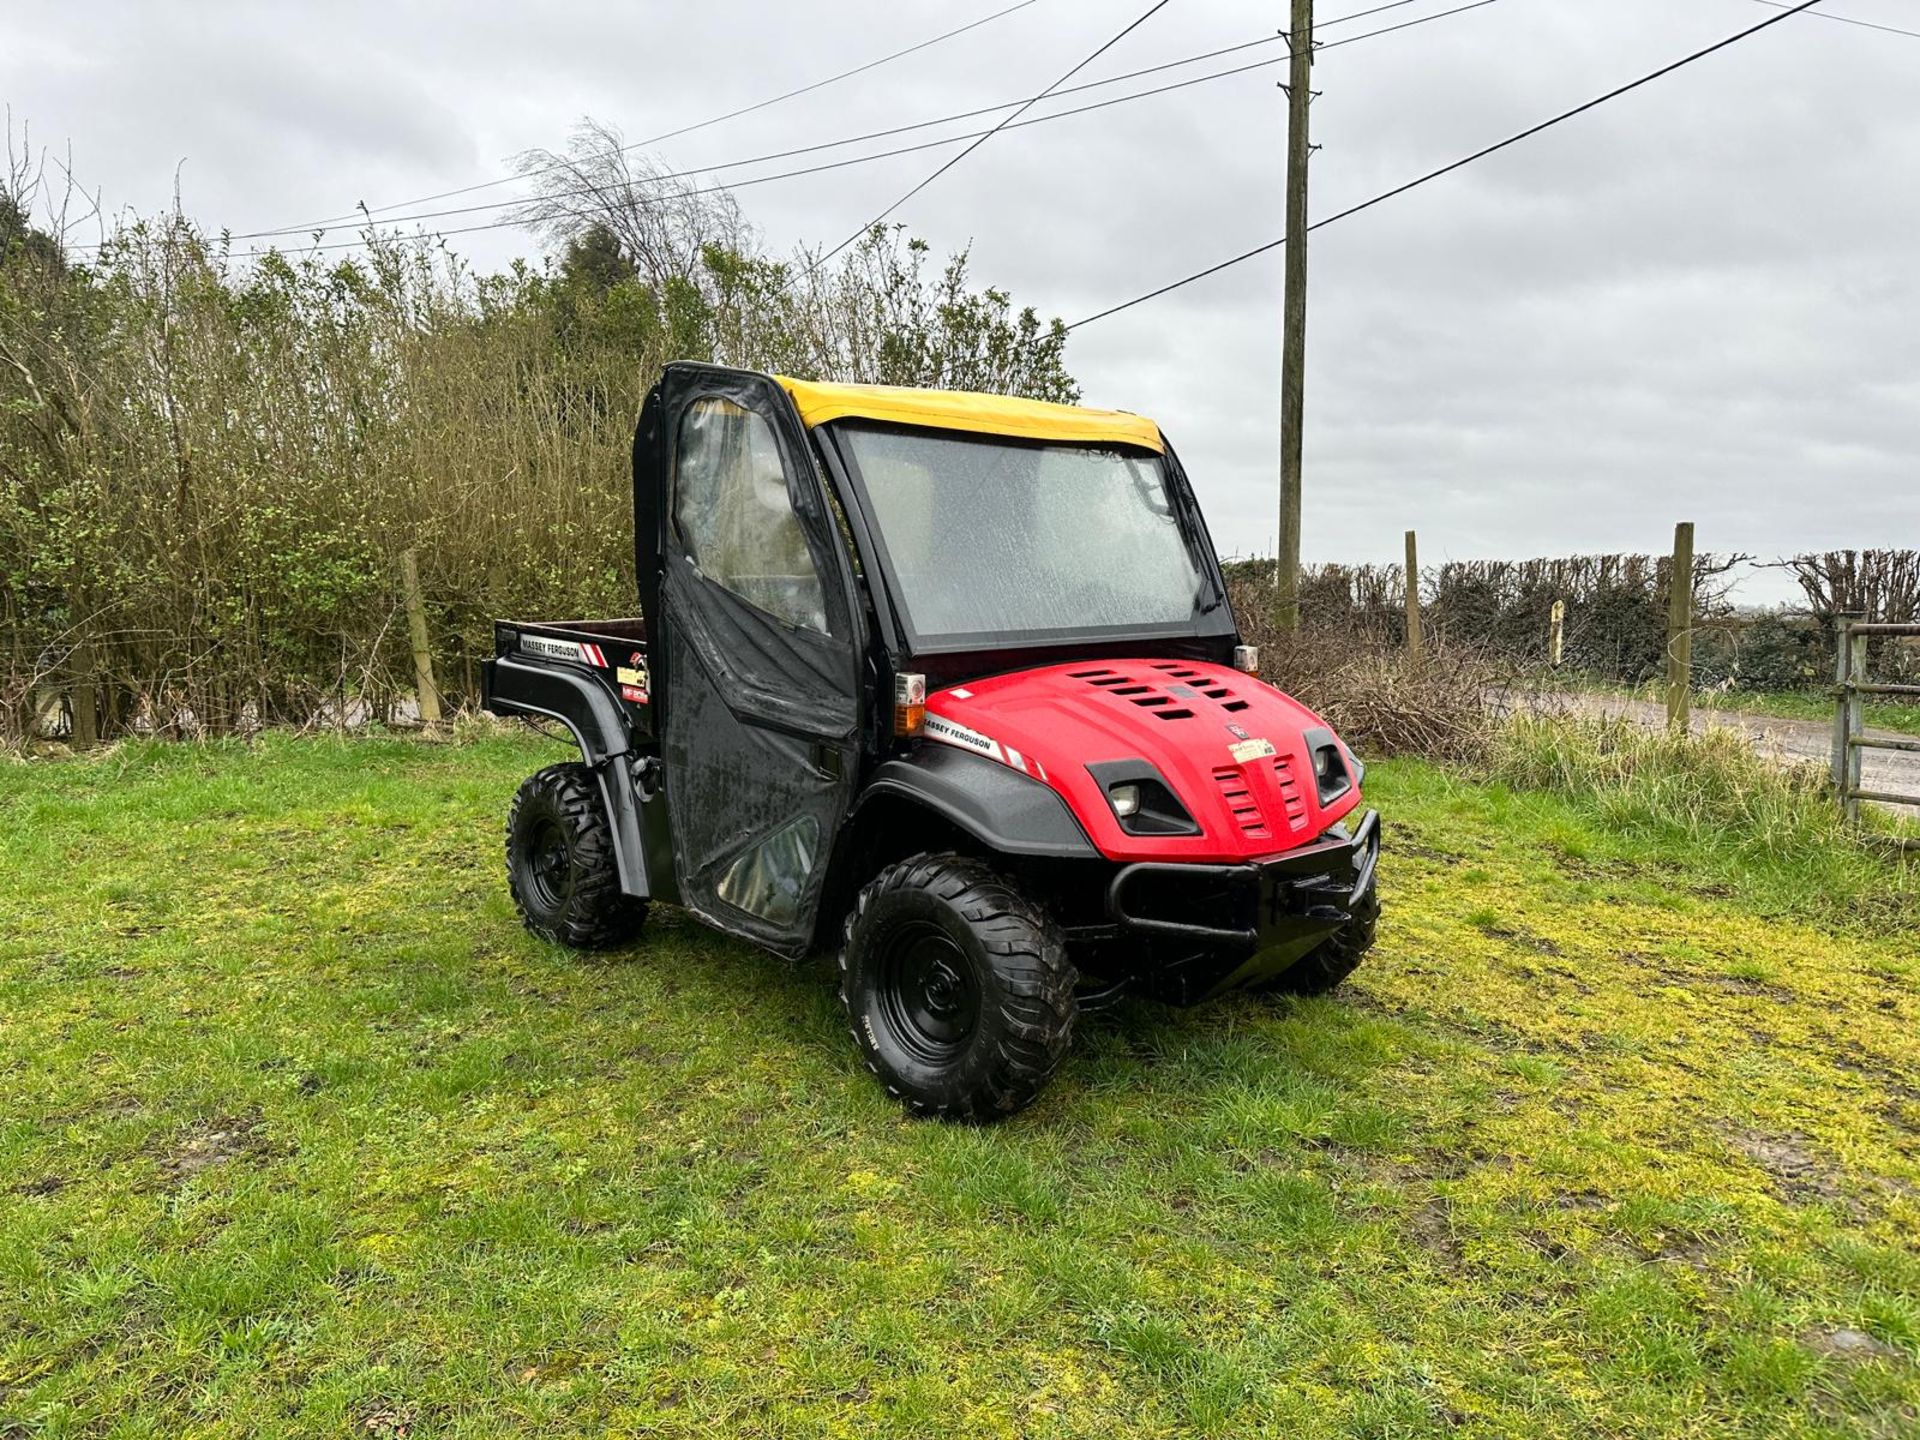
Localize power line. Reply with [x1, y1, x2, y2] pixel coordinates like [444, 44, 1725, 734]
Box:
[71, 2, 1482, 253]
[814, 0, 1176, 266]
[279, 0, 1045, 233]
[1067, 0, 1828, 330]
[214, 3, 1496, 245]
[203, 58, 1281, 256]
[1301, 2, 1504, 57]
[76, 0, 1499, 259]
[313, 0, 1428, 238]
[219, 41, 1295, 241]
[1752, 0, 1920, 42]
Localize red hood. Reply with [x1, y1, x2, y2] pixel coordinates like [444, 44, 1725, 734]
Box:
[922, 659, 1363, 863]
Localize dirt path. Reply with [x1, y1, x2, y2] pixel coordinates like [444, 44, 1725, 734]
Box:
[1551, 694, 1920, 814]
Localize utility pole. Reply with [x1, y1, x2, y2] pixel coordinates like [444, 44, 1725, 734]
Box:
[1276, 0, 1314, 632]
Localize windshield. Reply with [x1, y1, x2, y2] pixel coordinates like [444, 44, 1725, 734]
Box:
[839, 425, 1214, 645]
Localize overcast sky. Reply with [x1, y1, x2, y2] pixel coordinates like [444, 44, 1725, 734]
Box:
[7, 0, 1917, 603]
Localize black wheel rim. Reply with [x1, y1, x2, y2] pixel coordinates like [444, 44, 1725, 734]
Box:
[526, 817, 571, 911]
[876, 920, 980, 1066]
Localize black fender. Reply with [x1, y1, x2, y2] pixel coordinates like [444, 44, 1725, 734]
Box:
[851, 744, 1098, 859]
[482, 655, 655, 899]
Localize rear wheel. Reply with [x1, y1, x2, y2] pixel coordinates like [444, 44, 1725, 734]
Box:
[1265, 894, 1379, 997]
[507, 763, 647, 949]
[840, 854, 1075, 1121]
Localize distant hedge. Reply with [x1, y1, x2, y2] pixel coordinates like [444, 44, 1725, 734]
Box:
[1223, 550, 1920, 689]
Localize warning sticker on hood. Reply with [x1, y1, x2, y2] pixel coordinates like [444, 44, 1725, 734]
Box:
[1229, 737, 1277, 763]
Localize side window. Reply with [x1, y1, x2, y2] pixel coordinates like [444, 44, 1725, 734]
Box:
[672, 397, 829, 633]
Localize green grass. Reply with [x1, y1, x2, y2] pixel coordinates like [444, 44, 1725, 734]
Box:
[1488, 714, 1920, 919]
[2, 733, 1917, 1437]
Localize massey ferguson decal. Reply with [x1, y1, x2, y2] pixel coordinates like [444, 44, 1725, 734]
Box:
[924, 710, 1047, 782]
[519, 633, 607, 667]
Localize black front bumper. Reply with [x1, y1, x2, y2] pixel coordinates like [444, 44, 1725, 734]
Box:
[1104, 809, 1381, 1002]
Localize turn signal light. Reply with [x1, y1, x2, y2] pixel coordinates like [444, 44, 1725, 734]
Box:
[1233, 645, 1259, 674]
[894, 672, 927, 738]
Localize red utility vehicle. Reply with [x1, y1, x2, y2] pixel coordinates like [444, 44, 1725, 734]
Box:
[484, 363, 1379, 1119]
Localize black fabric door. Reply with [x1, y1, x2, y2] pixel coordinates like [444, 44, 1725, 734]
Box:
[652, 367, 863, 956]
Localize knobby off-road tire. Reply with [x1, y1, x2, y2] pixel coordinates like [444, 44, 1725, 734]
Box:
[506, 763, 647, 950]
[840, 853, 1076, 1121]
[1265, 892, 1379, 997]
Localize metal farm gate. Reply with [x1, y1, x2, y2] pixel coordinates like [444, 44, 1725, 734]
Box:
[1830, 618, 1920, 821]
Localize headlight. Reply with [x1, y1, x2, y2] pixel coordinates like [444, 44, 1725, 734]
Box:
[1088, 762, 1200, 836]
[1302, 727, 1353, 803]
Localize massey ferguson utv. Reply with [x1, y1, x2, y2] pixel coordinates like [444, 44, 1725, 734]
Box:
[483, 363, 1379, 1119]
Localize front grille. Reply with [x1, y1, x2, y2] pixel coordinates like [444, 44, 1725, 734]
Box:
[1272, 756, 1309, 833]
[1212, 765, 1272, 840]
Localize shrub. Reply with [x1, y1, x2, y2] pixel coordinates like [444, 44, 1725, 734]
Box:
[1230, 578, 1500, 763]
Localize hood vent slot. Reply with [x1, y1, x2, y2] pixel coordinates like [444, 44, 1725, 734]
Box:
[1148, 660, 1245, 710]
[1272, 756, 1309, 833]
[1075, 668, 1197, 720]
[1211, 766, 1271, 840]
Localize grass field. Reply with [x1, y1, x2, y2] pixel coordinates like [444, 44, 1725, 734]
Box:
[2, 733, 1916, 1438]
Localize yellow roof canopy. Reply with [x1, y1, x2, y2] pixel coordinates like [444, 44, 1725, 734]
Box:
[774, 376, 1164, 454]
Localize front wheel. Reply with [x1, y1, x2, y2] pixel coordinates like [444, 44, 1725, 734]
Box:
[840, 854, 1076, 1121]
[506, 763, 647, 950]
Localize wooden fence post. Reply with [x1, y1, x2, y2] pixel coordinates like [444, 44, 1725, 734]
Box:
[1404, 529, 1423, 666]
[1665, 522, 1694, 732]
[399, 549, 442, 728]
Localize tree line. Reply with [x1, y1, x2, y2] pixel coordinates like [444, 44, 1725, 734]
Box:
[0, 123, 1078, 743]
